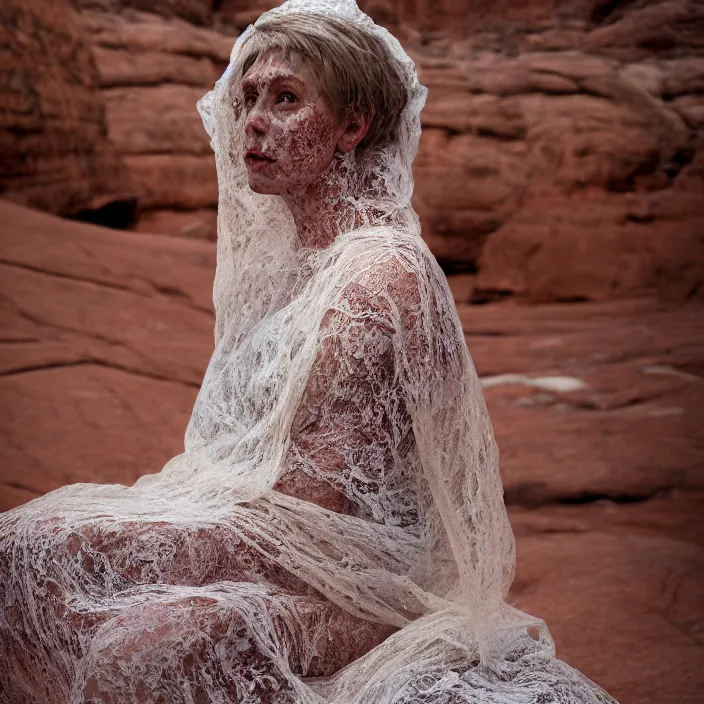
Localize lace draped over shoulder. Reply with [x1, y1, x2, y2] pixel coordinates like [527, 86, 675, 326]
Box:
[0, 1, 618, 702]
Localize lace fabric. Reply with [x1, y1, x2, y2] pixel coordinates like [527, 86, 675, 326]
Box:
[0, 1, 618, 702]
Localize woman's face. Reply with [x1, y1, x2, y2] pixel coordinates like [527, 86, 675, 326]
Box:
[240, 49, 346, 196]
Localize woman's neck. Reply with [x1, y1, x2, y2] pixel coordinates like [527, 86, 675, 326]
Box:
[282, 153, 370, 250]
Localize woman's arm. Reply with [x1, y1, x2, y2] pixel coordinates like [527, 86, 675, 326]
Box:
[275, 255, 422, 525]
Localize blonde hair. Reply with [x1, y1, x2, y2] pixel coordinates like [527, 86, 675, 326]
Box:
[239, 14, 408, 150]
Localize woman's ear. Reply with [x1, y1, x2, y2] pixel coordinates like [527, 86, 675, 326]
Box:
[336, 110, 372, 153]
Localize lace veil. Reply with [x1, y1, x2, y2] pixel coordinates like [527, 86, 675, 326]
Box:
[173, 1, 615, 699]
[172, 0, 519, 642]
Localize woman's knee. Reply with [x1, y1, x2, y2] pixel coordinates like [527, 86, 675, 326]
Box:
[77, 596, 294, 704]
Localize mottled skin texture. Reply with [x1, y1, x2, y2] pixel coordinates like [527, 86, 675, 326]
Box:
[2, 50, 408, 703]
[241, 49, 371, 249]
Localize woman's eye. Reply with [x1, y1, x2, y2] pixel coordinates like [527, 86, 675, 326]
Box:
[243, 93, 257, 108]
[277, 91, 298, 105]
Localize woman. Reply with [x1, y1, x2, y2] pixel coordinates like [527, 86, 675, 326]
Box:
[0, 1, 618, 702]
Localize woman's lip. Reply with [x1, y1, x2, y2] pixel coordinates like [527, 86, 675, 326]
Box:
[244, 154, 276, 172]
[244, 151, 276, 162]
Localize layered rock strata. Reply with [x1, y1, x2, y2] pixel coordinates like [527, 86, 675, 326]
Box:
[0, 0, 135, 221]
[76, 2, 236, 239]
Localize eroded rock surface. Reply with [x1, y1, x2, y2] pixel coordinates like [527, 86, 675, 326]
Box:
[2, 0, 702, 300]
[509, 498, 704, 704]
[0, 200, 214, 508]
[1, 201, 702, 702]
[407, 0, 704, 301]
[76, 3, 236, 237]
[0, 0, 135, 219]
[1, 2, 702, 700]
[462, 297, 704, 503]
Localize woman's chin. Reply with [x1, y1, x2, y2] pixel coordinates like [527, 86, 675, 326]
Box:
[246, 174, 282, 196]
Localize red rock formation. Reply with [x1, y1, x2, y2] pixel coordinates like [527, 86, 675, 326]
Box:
[0, 200, 214, 509]
[76, 0, 216, 25]
[509, 497, 704, 704]
[214, 0, 286, 30]
[75, 3, 236, 238]
[2, 0, 702, 299]
[0, 0, 135, 221]
[406, 1, 704, 302]
[1, 6, 703, 699]
[461, 297, 704, 503]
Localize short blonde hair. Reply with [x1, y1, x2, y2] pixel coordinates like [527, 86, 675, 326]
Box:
[238, 14, 408, 150]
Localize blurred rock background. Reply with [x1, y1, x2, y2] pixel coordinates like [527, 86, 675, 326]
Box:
[1, 1, 703, 701]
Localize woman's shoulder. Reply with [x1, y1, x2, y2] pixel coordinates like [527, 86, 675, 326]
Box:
[336, 224, 431, 272]
[321, 224, 450, 321]
[329, 231, 432, 331]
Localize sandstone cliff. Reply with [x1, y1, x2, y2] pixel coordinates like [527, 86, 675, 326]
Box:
[3, 0, 702, 300]
[0, 0, 135, 220]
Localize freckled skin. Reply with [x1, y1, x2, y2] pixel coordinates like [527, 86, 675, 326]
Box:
[239, 50, 407, 572]
[240, 49, 371, 250]
[241, 51, 347, 196]
[240, 51, 400, 525]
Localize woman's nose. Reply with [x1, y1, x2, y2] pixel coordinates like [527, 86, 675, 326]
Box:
[244, 104, 268, 137]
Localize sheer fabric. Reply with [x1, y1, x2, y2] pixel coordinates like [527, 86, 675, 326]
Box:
[0, 1, 618, 702]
